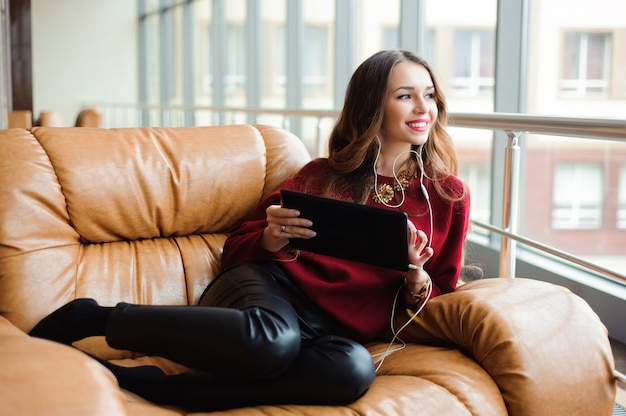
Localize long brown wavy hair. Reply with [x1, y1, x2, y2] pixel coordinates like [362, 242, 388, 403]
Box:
[325, 50, 464, 204]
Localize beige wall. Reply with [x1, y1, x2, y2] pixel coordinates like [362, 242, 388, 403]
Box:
[31, 0, 137, 126]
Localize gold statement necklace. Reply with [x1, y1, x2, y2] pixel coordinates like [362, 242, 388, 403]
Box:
[371, 166, 417, 205]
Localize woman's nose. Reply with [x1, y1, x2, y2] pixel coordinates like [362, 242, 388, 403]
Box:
[413, 98, 428, 114]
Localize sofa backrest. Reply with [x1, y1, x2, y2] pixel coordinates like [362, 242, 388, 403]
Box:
[0, 125, 311, 336]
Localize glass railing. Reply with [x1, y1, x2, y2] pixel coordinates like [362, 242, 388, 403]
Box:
[89, 103, 626, 286]
[450, 113, 626, 284]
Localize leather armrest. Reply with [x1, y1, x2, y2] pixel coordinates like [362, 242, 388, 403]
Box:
[401, 278, 616, 416]
[0, 316, 127, 415]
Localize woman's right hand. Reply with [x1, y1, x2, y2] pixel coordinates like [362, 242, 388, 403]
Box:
[259, 204, 316, 252]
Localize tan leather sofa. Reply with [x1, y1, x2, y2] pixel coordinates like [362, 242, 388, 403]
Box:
[0, 125, 616, 415]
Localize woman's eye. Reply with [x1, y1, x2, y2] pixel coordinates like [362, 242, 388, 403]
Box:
[425, 93, 435, 99]
[397, 94, 411, 99]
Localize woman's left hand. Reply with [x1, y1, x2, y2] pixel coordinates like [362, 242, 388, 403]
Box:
[404, 221, 433, 287]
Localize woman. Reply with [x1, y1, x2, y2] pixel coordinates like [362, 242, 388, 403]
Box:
[29, 50, 470, 411]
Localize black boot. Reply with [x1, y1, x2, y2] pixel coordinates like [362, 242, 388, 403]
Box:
[29, 298, 112, 345]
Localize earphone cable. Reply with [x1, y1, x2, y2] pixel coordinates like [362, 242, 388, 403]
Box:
[372, 273, 433, 372]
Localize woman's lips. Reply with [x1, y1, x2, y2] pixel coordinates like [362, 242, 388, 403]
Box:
[407, 120, 429, 132]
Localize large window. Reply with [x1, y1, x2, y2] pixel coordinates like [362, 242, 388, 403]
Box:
[135, 0, 625, 281]
[525, 1, 625, 276]
[561, 32, 612, 98]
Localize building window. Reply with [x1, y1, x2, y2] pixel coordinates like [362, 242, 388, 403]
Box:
[618, 166, 626, 229]
[452, 29, 495, 96]
[552, 163, 603, 229]
[560, 32, 611, 97]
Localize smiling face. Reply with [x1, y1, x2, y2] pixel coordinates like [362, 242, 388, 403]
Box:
[379, 61, 438, 154]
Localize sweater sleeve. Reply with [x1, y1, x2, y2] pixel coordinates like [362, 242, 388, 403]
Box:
[221, 159, 326, 269]
[221, 190, 281, 268]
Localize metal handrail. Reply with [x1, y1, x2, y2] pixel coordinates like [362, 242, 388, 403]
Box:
[470, 219, 626, 284]
[450, 112, 626, 141]
[498, 131, 521, 277]
[94, 102, 340, 119]
[95, 103, 626, 140]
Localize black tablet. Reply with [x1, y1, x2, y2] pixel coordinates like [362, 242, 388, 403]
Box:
[280, 189, 410, 271]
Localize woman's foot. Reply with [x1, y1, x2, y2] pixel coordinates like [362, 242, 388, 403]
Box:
[29, 298, 111, 344]
[90, 354, 188, 407]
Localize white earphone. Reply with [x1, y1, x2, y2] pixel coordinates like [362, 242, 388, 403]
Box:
[371, 136, 434, 372]
[372, 273, 432, 372]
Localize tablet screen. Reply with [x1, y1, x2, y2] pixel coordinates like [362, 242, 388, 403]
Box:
[280, 190, 410, 271]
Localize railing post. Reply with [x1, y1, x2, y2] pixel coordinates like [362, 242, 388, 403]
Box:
[500, 130, 521, 278]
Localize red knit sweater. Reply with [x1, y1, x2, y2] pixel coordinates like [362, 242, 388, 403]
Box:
[222, 159, 470, 343]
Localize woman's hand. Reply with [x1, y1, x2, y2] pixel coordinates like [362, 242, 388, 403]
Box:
[406, 221, 433, 274]
[403, 221, 434, 305]
[259, 204, 317, 252]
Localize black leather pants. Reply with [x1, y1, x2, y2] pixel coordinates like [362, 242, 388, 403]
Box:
[102, 262, 375, 411]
